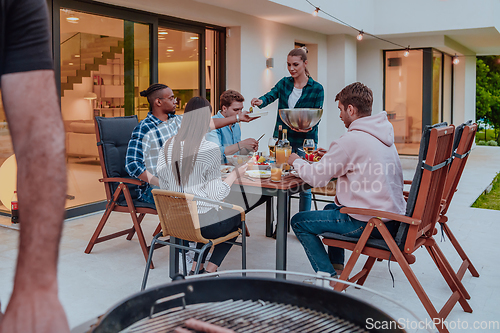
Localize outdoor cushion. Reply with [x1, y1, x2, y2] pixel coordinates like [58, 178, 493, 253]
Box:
[95, 116, 139, 200]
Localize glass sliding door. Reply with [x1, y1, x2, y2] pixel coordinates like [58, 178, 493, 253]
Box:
[385, 50, 423, 155]
[432, 50, 443, 125]
[158, 27, 200, 115]
[59, 8, 150, 209]
[0, 89, 15, 216]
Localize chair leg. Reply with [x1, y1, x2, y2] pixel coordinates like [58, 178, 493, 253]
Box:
[265, 197, 274, 238]
[126, 213, 146, 240]
[123, 187, 154, 269]
[377, 225, 453, 333]
[333, 222, 376, 292]
[356, 256, 376, 287]
[194, 242, 212, 274]
[153, 223, 162, 237]
[141, 232, 161, 291]
[182, 248, 187, 276]
[242, 220, 247, 276]
[313, 193, 318, 210]
[84, 204, 114, 254]
[429, 240, 471, 300]
[441, 222, 480, 278]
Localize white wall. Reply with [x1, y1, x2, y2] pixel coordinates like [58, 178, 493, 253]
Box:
[453, 56, 477, 126]
[324, 34, 357, 142]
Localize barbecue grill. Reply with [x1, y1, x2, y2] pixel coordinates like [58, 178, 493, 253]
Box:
[89, 275, 406, 333]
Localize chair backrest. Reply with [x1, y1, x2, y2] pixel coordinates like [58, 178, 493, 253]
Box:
[395, 123, 455, 252]
[441, 121, 477, 215]
[94, 116, 139, 200]
[151, 189, 209, 243]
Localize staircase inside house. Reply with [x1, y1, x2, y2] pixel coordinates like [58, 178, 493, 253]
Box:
[60, 34, 124, 97]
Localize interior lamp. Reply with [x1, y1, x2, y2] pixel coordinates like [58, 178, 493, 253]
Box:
[266, 58, 274, 68]
[84, 92, 97, 100]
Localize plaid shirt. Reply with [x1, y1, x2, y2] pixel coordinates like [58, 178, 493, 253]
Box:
[259, 76, 324, 150]
[125, 112, 183, 200]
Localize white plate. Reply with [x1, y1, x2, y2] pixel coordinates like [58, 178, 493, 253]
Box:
[245, 170, 271, 179]
[220, 165, 235, 174]
[247, 111, 268, 118]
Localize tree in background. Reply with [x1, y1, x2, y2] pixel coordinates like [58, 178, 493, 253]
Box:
[476, 56, 500, 142]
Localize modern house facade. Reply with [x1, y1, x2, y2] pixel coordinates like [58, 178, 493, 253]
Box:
[0, 0, 498, 216]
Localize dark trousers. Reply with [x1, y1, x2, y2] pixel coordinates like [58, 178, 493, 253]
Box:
[194, 208, 242, 266]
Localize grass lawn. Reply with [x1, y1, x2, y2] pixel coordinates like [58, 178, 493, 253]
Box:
[472, 172, 500, 210]
[476, 129, 497, 142]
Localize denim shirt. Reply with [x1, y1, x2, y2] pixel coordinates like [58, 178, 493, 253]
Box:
[205, 111, 241, 164]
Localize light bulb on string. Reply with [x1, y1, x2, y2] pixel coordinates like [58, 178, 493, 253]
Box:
[404, 46, 410, 57]
[312, 7, 320, 17]
[453, 54, 460, 65]
[357, 31, 364, 41]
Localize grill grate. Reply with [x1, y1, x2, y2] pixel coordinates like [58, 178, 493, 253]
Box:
[122, 299, 369, 333]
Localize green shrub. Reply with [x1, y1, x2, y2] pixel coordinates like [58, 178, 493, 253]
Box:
[478, 140, 487, 145]
[487, 140, 498, 146]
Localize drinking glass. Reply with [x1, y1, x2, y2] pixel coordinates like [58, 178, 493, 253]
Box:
[268, 137, 277, 158]
[271, 163, 282, 182]
[303, 139, 315, 156]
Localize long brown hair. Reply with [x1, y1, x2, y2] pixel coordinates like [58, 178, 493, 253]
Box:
[165, 97, 212, 186]
[288, 47, 311, 78]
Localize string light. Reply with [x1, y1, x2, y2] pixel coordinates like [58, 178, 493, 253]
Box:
[404, 46, 410, 57]
[306, 0, 473, 61]
[356, 30, 364, 41]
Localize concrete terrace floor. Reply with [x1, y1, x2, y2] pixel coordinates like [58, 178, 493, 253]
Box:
[1, 145, 500, 332]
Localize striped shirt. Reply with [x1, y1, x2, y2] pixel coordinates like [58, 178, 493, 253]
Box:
[258, 76, 324, 150]
[157, 137, 230, 214]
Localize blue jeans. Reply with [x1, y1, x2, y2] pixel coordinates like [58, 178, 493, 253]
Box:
[299, 190, 312, 212]
[291, 203, 372, 276]
[293, 145, 312, 212]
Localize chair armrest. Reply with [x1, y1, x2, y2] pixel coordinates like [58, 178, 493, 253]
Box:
[404, 180, 412, 185]
[339, 207, 421, 225]
[99, 177, 144, 186]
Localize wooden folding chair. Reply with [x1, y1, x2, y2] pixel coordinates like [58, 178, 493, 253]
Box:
[439, 121, 479, 279]
[322, 124, 472, 333]
[84, 116, 157, 268]
[141, 189, 249, 290]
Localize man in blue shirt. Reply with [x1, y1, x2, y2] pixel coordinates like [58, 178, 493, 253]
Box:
[206, 90, 259, 163]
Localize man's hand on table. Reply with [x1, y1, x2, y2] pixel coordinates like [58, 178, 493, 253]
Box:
[288, 153, 301, 166]
[315, 148, 327, 159]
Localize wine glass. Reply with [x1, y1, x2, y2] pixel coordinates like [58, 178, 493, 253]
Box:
[268, 137, 277, 159]
[303, 139, 315, 160]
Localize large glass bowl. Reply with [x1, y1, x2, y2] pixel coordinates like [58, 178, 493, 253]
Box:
[278, 108, 323, 131]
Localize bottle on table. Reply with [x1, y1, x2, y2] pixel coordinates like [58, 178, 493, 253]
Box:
[276, 129, 291, 168]
[11, 191, 19, 224]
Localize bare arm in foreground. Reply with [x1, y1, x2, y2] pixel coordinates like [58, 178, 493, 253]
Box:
[0, 70, 70, 333]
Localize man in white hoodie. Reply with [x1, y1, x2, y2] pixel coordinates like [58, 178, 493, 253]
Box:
[288, 82, 406, 278]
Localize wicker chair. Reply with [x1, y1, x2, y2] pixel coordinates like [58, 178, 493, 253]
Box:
[141, 189, 248, 290]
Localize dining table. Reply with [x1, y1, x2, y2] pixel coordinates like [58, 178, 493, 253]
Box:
[230, 170, 310, 279]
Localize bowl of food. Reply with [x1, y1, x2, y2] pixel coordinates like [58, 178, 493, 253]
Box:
[278, 108, 323, 131]
[227, 154, 253, 166]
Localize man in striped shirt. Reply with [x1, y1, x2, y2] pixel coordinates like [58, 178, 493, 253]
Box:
[126, 84, 257, 204]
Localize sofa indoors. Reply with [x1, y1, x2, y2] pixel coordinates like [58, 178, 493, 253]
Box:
[65, 120, 99, 159]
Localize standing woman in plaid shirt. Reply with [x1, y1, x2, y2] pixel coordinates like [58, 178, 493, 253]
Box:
[251, 47, 324, 212]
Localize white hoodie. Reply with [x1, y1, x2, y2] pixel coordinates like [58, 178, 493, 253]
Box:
[293, 111, 406, 221]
